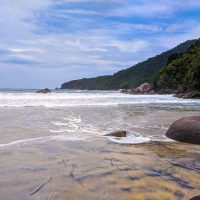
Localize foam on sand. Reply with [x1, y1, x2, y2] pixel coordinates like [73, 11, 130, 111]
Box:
[108, 134, 151, 144]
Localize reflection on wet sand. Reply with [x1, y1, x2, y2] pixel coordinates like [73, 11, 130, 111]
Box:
[0, 138, 199, 200]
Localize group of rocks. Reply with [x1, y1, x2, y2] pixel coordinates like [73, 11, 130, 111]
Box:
[120, 82, 200, 99]
[105, 116, 200, 145]
[106, 116, 200, 200]
[36, 87, 199, 145]
[120, 82, 154, 94]
[174, 91, 200, 99]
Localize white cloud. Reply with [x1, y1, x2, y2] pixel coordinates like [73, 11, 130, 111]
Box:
[59, 9, 102, 15]
[0, 0, 199, 88]
[109, 40, 148, 53]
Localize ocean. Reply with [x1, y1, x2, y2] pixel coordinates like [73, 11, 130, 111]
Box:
[0, 89, 200, 200]
[0, 89, 200, 147]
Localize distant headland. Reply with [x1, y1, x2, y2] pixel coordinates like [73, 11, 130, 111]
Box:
[60, 39, 200, 98]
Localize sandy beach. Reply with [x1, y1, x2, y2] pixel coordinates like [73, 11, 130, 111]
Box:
[0, 91, 199, 200]
[1, 1, 200, 199]
[0, 137, 200, 200]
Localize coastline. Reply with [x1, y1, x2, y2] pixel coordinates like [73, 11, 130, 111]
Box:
[0, 89, 199, 199]
[119, 89, 200, 100]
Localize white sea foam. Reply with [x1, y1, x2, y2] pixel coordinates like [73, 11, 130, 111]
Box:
[107, 133, 174, 144]
[0, 114, 101, 148]
[108, 135, 151, 144]
[0, 134, 85, 148]
[0, 131, 174, 148]
[0, 91, 199, 107]
[0, 90, 198, 148]
[50, 115, 100, 136]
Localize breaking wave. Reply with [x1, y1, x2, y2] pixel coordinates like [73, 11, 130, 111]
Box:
[0, 90, 199, 108]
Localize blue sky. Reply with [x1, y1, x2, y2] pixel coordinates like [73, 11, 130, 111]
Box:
[0, 0, 200, 88]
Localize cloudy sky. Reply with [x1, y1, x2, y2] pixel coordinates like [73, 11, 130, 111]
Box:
[0, 0, 200, 88]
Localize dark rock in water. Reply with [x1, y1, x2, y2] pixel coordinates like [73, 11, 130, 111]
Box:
[174, 93, 184, 98]
[119, 89, 128, 93]
[105, 130, 127, 137]
[189, 195, 200, 200]
[174, 91, 200, 99]
[183, 91, 200, 99]
[36, 88, 51, 93]
[135, 82, 152, 93]
[166, 116, 200, 144]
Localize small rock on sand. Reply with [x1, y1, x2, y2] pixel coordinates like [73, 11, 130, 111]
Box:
[105, 130, 127, 137]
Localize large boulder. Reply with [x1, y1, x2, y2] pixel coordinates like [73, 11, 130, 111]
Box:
[36, 88, 51, 93]
[166, 116, 200, 144]
[135, 83, 152, 93]
[189, 195, 200, 200]
[105, 130, 127, 137]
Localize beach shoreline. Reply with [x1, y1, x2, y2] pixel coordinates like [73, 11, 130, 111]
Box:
[0, 90, 199, 199]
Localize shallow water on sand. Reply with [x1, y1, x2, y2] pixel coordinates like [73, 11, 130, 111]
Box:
[0, 90, 200, 199]
[0, 139, 200, 200]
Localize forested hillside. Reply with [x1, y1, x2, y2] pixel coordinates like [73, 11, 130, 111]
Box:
[61, 39, 199, 90]
[155, 41, 200, 92]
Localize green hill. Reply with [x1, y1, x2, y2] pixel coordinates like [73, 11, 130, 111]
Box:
[155, 41, 200, 93]
[61, 39, 199, 90]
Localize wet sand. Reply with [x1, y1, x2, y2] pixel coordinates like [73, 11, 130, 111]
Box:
[0, 137, 200, 200]
[0, 94, 200, 200]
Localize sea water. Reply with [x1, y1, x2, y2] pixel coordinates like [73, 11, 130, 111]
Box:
[0, 89, 200, 200]
[0, 89, 200, 147]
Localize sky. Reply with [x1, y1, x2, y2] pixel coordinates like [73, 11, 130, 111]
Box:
[0, 0, 200, 89]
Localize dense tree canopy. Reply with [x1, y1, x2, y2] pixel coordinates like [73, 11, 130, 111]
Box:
[155, 41, 200, 92]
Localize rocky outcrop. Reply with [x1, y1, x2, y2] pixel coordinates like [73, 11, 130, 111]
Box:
[174, 91, 200, 99]
[120, 83, 154, 95]
[105, 130, 127, 137]
[135, 82, 152, 93]
[166, 116, 200, 144]
[36, 88, 51, 94]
